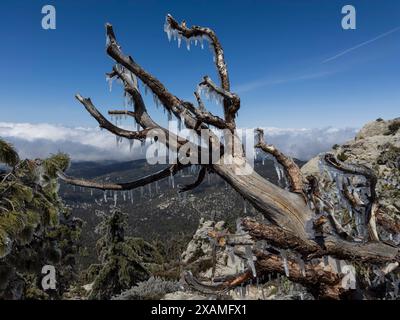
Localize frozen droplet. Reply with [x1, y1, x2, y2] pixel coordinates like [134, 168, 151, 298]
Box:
[178, 35, 182, 48]
[113, 192, 118, 206]
[281, 250, 290, 277]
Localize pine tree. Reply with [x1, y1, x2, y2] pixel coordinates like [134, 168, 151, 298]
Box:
[86, 209, 162, 299]
[0, 138, 83, 299]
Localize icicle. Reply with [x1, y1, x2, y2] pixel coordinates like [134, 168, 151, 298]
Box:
[186, 38, 191, 51]
[170, 172, 175, 188]
[129, 139, 134, 152]
[177, 34, 182, 48]
[243, 199, 247, 214]
[148, 184, 152, 197]
[178, 117, 182, 131]
[281, 250, 290, 277]
[200, 36, 204, 49]
[103, 190, 107, 203]
[244, 248, 256, 278]
[107, 76, 114, 92]
[113, 192, 118, 206]
[297, 255, 306, 277]
[123, 191, 126, 201]
[90, 189, 93, 197]
[164, 20, 172, 41]
[116, 135, 120, 147]
[273, 159, 281, 182]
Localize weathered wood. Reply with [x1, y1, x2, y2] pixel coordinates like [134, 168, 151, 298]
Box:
[254, 250, 345, 300]
[255, 128, 305, 195]
[213, 160, 313, 241]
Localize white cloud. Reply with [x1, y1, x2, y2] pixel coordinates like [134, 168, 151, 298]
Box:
[0, 122, 358, 162]
[0, 122, 145, 162]
[259, 126, 358, 160]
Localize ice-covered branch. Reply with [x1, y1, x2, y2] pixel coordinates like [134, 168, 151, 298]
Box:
[254, 250, 345, 300]
[242, 218, 399, 264]
[198, 76, 237, 101]
[255, 128, 305, 195]
[75, 94, 149, 140]
[165, 15, 240, 124]
[182, 99, 229, 130]
[197, 76, 240, 123]
[324, 153, 379, 241]
[111, 66, 204, 155]
[57, 164, 185, 191]
[165, 14, 230, 91]
[105, 23, 200, 131]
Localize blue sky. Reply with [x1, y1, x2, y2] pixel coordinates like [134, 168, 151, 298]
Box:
[1, 0, 399, 129]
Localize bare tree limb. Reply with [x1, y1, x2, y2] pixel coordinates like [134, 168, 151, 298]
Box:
[376, 210, 400, 235]
[165, 15, 230, 92]
[75, 94, 150, 140]
[182, 99, 228, 130]
[324, 153, 379, 241]
[108, 110, 136, 118]
[254, 250, 345, 300]
[165, 15, 239, 124]
[255, 128, 305, 195]
[182, 270, 252, 295]
[242, 218, 399, 264]
[106, 23, 199, 130]
[57, 164, 185, 191]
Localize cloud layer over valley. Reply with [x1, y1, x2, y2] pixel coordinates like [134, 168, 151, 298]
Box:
[0, 122, 358, 163]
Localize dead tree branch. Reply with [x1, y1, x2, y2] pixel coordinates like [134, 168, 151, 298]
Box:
[255, 128, 305, 195]
[57, 164, 184, 191]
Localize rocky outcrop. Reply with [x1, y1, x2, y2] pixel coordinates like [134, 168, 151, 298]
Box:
[176, 218, 311, 300]
[302, 118, 400, 241]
